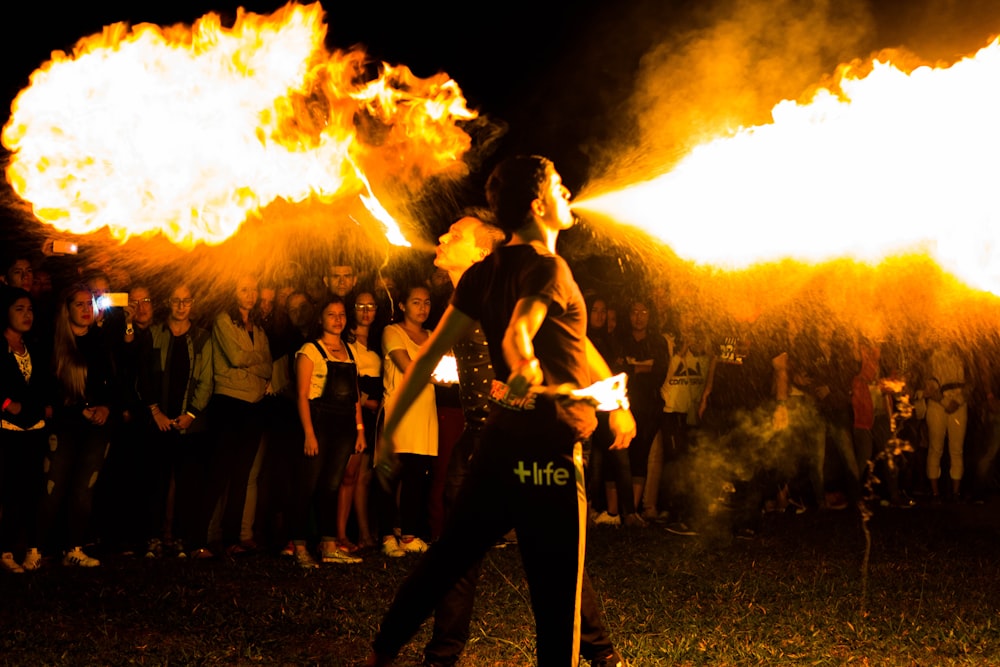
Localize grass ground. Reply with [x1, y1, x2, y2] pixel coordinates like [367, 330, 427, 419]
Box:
[2, 497, 1000, 666]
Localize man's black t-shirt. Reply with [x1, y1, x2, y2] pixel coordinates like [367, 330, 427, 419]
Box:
[451, 244, 596, 440]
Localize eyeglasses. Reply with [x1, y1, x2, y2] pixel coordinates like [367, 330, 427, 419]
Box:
[130, 298, 153, 306]
[355, 304, 377, 311]
[169, 298, 195, 306]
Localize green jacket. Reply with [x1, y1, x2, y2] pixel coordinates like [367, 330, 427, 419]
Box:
[139, 322, 213, 433]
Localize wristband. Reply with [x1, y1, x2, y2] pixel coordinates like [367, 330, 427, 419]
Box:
[185, 411, 197, 420]
[125, 324, 134, 336]
[356, 423, 365, 430]
[1, 398, 11, 412]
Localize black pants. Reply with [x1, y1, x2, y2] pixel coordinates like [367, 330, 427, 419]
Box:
[37, 423, 110, 550]
[146, 427, 209, 546]
[425, 425, 613, 665]
[291, 404, 356, 541]
[374, 452, 434, 540]
[587, 412, 634, 514]
[373, 422, 591, 666]
[207, 394, 265, 547]
[0, 428, 47, 554]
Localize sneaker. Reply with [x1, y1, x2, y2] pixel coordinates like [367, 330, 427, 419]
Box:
[226, 543, 249, 557]
[399, 536, 429, 554]
[22, 548, 42, 572]
[382, 536, 406, 558]
[172, 539, 187, 558]
[890, 495, 916, 509]
[2, 552, 25, 574]
[279, 541, 295, 558]
[338, 540, 360, 554]
[734, 527, 758, 541]
[591, 648, 627, 666]
[593, 511, 621, 526]
[321, 547, 362, 564]
[144, 538, 162, 559]
[825, 492, 849, 510]
[295, 549, 320, 569]
[190, 547, 214, 560]
[640, 507, 661, 522]
[623, 513, 648, 528]
[63, 546, 100, 567]
[666, 521, 698, 536]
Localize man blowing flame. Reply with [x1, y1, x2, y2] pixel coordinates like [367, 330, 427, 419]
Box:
[365, 156, 636, 667]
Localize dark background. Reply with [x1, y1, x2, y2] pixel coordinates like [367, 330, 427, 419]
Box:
[3, 0, 1000, 247]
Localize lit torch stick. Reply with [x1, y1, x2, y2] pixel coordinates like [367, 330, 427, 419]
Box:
[532, 373, 630, 411]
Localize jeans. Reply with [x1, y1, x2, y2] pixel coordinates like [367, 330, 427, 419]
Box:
[37, 425, 110, 550]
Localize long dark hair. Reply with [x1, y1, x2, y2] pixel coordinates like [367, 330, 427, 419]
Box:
[225, 276, 262, 330]
[316, 295, 347, 342]
[393, 283, 431, 325]
[1, 285, 31, 332]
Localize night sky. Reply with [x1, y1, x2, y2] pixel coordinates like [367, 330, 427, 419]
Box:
[3, 0, 1000, 243]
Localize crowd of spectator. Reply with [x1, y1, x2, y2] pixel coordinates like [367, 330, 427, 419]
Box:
[2, 239, 1000, 574]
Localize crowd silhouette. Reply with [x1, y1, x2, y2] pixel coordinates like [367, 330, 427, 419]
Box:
[2, 233, 1000, 575]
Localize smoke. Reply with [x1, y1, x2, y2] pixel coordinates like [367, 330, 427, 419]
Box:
[589, 0, 874, 187]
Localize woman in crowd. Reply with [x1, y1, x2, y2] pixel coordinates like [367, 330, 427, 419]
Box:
[292, 297, 366, 567]
[34, 285, 118, 567]
[1, 287, 51, 573]
[922, 335, 971, 501]
[379, 283, 437, 557]
[138, 282, 214, 559]
[586, 295, 638, 526]
[338, 289, 383, 552]
[210, 274, 272, 557]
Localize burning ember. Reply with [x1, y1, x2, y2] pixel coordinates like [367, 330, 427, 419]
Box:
[431, 353, 459, 385]
[574, 38, 1000, 296]
[2, 3, 476, 247]
[548, 373, 629, 411]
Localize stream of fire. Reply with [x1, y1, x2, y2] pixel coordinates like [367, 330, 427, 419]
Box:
[1, 2, 476, 249]
[5, 3, 1000, 337]
[574, 37, 1000, 302]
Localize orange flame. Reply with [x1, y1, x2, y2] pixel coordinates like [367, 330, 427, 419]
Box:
[431, 353, 460, 385]
[574, 38, 1000, 295]
[2, 3, 476, 247]
[551, 373, 629, 411]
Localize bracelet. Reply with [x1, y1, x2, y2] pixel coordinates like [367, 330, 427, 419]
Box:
[185, 411, 196, 420]
[125, 324, 134, 336]
[1, 398, 11, 412]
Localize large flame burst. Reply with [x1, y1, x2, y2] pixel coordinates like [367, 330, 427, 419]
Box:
[2, 2, 476, 247]
[575, 38, 1000, 296]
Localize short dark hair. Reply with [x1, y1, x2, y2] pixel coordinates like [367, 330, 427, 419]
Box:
[485, 155, 553, 233]
[457, 206, 506, 252]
